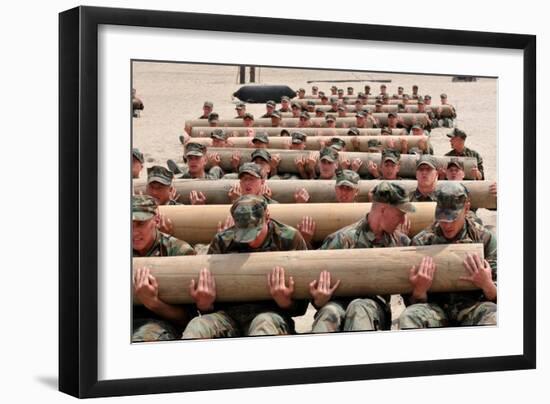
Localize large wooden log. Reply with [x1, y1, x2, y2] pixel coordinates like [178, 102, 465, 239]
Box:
[134, 179, 496, 209]
[280, 105, 454, 118]
[202, 147, 478, 179]
[184, 114, 428, 133]
[158, 202, 436, 244]
[183, 135, 428, 151]
[189, 126, 408, 137]
[132, 244, 484, 304]
[295, 97, 404, 105]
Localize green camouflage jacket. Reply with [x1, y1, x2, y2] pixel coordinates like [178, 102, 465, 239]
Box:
[409, 188, 437, 203]
[178, 166, 224, 180]
[409, 216, 497, 320]
[444, 147, 484, 179]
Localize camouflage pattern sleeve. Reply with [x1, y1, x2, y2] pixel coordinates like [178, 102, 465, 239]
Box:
[206, 233, 226, 255]
[319, 231, 349, 250]
[164, 236, 197, 256]
[208, 165, 225, 179]
[410, 229, 433, 246]
[483, 229, 497, 283]
[475, 151, 485, 180]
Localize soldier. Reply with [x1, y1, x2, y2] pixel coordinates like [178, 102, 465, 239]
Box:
[406, 124, 434, 155]
[364, 85, 371, 96]
[181, 195, 309, 339]
[315, 108, 326, 118]
[424, 94, 432, 105]
[330, 85, 338, 96]
[243, 112, 255, 128]
[409, 156, 438, 202]
[374, 101, 384, 113]
[411, 84, 420, 99]
[290, 131, 307, 150]
[337, 88, 345, 99]
[327, 137, 346, 152]
[386, 112, 401, 129]
[347, 86, 354, 96]
[291, 102, 302, 118]
[311, 86, 319, 97]
[210, 129, 231, 148]
[297, 88, 306, 99]
[310, 182, 414, 333]
[369, 148, 402, 180]
[199, 101, 213, 119]
[325, 114, 337, 128]
[444, 128, 484, 180]
[438, 93, 457, 127]
[338, 105, 348, 118]
[132, 88, 144, 117]
[319, 94, 330, 105]
[398, 182, 497, 328]
[297, 111, 312, 128]
[382, 94, 391, 105]
[327, 97, 339, 113]
[310, 147, 339, 179]
[132, 148, 144, 179]
[278, 96, 291, 113]
[334, 169, 360, 202]
[226, 163, 278, 204]
[261, 100, 277, 118]
[270, 110, 283, 128]
[132, 195, 196, 342]
[234, 102, 246, 119]
[393, 86, 404, 99]
[207, 112, 219, 127]
[171, 142, 224, 182]
[379, 84, 388, 96]
[355, 111, 370, 128]
[251, 131, 269, 149]
[145, 166, 180, 206]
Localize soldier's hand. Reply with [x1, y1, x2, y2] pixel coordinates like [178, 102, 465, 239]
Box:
[133, 267, 160, 309]
[297, 216, 316, 243]
[471, 166, 482, 180]
[245, 127, 255, 137]
[309, 270, 341, 308]
[318, 139, 326, 149]
[267, 266, 294, 309]
[189, 190, 207, 205]
[261, 184, 272, 198]
[271, 154, 281, 170]
[396, 215, 411, 236]
[460, 253, 494, 293]
[169, 187, 180, 203]
[351, 157, 363, 172]
[350, 136, 360, 151]
[295, 156, 305, 171]
[227, 183, 242, 202]
[231, 151, 241, 171]
[409, 256, 436, 302]
[294, 188, 310, 204]
[158, 213, 174, 235]
[306, 151, 318, 171]
[207, 152, 221, 166]
[367, 160, 379, 177]
[437, 166, 447, 180]
[385, 138, 396, 149]
[339, 156, 351, 170]
[189, 267, 217, 312]
[217, 215, 235, 233]
[489, 181, 497, 197]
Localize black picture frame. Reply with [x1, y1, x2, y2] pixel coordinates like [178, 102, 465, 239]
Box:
[59, 5, 536, 399]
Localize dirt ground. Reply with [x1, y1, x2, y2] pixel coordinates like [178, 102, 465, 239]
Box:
[132, 61, 497, 333]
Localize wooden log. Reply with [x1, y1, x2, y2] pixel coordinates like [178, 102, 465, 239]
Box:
[132, 244, 484, 304]
[157, 202, 436, 244]
[281, 105, 454, 118]
[202, 147, 478, 179]
[189, 126, 408, 137]
[182, 135, 429, 151]
[184, 114, 428, 133]
[295, 97, 404, 105]
[134, 179, 496, 209]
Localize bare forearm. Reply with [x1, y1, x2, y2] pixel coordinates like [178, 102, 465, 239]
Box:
[146, 300, 189, 326]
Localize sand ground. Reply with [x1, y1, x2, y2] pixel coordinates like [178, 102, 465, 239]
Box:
[132, 61, 497, 333]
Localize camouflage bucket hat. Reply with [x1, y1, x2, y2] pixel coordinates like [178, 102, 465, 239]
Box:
[329, 137, 346, 151]
[238, 162, 263, 179]
[347, 127, 360, 136]
[253, 131, 269, 144]
[319, 147, 339, 163]
[210, 128, 227, 140]
[325, 114, 336, 122]
[132, 195, 158, 221]
[271, 110, 282, 119]
[367, 139, 382, 148]
[447, 157, 465, 170]
[147, 165, 174, 186]
[291, 131, 307, 144]
[382, 148, 401, 163]
[435, 182, 468, 222]
[336, 169, 360, 188]
[230, 195, 268, 243]
[416, 155, 437, 170]
[251, 148, 272, 163]
[132, 148, 144, 164]
[185, 142, 207, 157]
[372, 181, 416, 213]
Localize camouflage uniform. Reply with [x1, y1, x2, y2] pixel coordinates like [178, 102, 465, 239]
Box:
[311, 182, 414, 333]
[398, 183, 497, 329]
[182, 195, 308, 339]
[444, 128, 484, 179]
[177, 142, 224, 180]
[438, 94, 457, 127]
[146, 165, 180, 205]
[132, 195, 196, 342]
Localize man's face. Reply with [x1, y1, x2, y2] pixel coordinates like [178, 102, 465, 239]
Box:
[412, 128, 424, 136]
[380, 160, 400, 179]
[380, 86, 387, 94]
[335, 185, 358, 203]
[321, 98, 328, 105]
[266, 105, 275, 113]
[326, 120, 336, 128]
[291, 106, 301, 116]
[441, 97, 448, 104]
[318, 159, 336, 178]
[298, 117, 311, 127]
[243, 118, 253, 127]
[212, 138, 227, 148]
[146, 181, 172, 205]
[203, 105, 212, 116]
[132, 216, 158, 252]
[416, 165, 438, 189]
[281, 100, 290, 109]
[132, 157, 143, 179]
[252, 158, 271, 177]
[446, 165, 465, 180]
[236, 108, 245, 117]
[388, 116, 398, 126]
[271, 117, 281, 127]
[417, 104, 426, 112]
[252, 140, 267, 149]
[356, 116, 366, 126]
[187, 155, 207, 175]
[380, 204, 406, 234]
[424, 98, 432, 105]
[450, 136, 465, 151]
[439, 209, 466, 240]
[338, 110, 347, 117]
[398, 88, 404, 95]
[290, 142, 306, 150]
[239, 173, 264, 195]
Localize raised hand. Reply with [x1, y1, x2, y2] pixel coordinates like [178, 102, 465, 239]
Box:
[189, 190, 207, 205]
[189, 267, 217, 312]
[308, 270, 341, 308]
[297, 215, 316, 244]
[267, 266, 295, 309]
[409, 256, 436, 302]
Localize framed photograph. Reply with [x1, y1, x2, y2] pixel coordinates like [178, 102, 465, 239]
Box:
[59, 6, 536, 398]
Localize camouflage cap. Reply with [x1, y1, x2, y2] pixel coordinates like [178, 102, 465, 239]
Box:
[381, 127, 392, 135]
[412, 84, 419, 89]
[291, 131, 307, 144]
[388, 112, 398, 118]
[416, 155, 437, 170]
[382, 94, 390, 99]
[266, 100, 276, 107]
[417, 98, 425, 105]
[440, 93, 448, 99]
[210, 128, 227, 140]
[230, 195, 268, 243]
[411, 124, 423, 130]
[398, 86, 404, 90]
[243, 112, 254, 120]
[372, 181, 416, 213]
[280, 129, 291, 137]
[358, 92, 365, 98]
[380, 84, 387, 88]
[235, 102, 246, 110]
[185, 142, 207, 157]
[337, 88, 344, 93]
[336, 169, 359, 188]
[312, 86, 318, 91]
[447, 157, 465, 170]
[298, 88, 305, 92]
[207, 112, 219, 122]
[435, 182, 468, 222]
[331, 85, 337, 90]
[321, 94, 328, 100]
[319, 147, 339, 163]
[132, 148, 144, 163]
[251, 148, 272, 163]
[347, 86, 353, 90]
[252, 131, 269, 144]
[315, 108, 325, 114]
[147, 165, 174, 186]
[330, 96, 339, 103]
[307, 100, 316, 106]
[329, 137, 346, 151]
[367, 139, 382, 148]
[270, 110, 282, 119]
[238, 162, 263, 179]
[203, 101, 213, 108]
[281, 96, 290, 102]
[325, 114, 336, 122]
[424, 94, 432, 100]
[132, 195, 158, 221]
[347, 127, 360, 136]
[382, 148, 401, 163]
[447, 128, 467, 139]
[337, 105, 346, 111]
[355, 111, 366, 118]
[300, 111, 310, 119]
[291, 101, 302, 108]
[375, 101, 383, 106]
